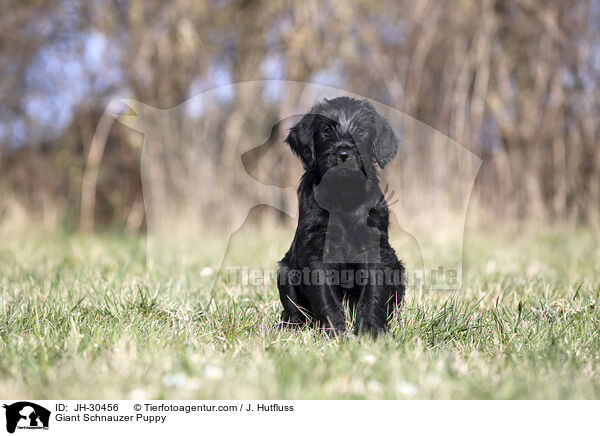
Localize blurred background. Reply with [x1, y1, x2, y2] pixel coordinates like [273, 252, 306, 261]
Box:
[1, 0, 599, 234]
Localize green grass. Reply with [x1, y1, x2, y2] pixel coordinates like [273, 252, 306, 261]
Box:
[1, 228, 599, 399]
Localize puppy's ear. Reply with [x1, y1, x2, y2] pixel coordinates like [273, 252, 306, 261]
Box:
[285, 114, 316, 167]
[373, 111, 400, 169]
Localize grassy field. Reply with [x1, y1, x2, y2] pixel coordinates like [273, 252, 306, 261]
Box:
[0, 227, 599, 399]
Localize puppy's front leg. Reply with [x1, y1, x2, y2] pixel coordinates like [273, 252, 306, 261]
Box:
[308, 285, 346, 336]
[356, 282, 389, 337]
[277, 266, 307, 328]
[304, 263, 345, 335]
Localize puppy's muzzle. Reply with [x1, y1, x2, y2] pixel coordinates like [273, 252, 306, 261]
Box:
[334, 145, 369, 179]
[335, 145, 357, 165]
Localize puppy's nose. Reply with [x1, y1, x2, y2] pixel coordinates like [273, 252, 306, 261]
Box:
[337, 150, 350, 162]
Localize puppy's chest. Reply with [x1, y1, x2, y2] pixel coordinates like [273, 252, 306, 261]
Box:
[299, 214, 382, 264]
[322, 219, 382, 263]
[296, 189, 385, 262]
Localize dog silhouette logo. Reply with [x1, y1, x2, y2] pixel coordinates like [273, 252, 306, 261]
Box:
[2, 402, 50, 433]
[113, 81, 481, 293]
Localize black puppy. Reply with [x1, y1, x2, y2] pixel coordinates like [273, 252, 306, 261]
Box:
[278, 97, 405, 336]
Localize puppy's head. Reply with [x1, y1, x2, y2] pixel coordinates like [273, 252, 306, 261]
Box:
[285, 97, 400, 177]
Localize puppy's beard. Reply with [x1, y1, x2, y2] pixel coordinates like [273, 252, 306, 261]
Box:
[328, 164, 365, 185]
[314, 165, 374, 212]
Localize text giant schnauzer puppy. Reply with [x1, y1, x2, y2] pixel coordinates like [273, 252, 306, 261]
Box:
[278, 97, 405, 337]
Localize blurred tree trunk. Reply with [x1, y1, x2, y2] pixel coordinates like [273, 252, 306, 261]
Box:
[79, 107, 115, 232]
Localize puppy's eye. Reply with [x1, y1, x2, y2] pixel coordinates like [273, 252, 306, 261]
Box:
[322, 125, 334, 135]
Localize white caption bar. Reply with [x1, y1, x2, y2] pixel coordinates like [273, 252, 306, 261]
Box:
[0, 400, 595, 435]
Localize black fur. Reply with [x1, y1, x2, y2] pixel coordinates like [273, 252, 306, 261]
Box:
[278, 97, 405, 337]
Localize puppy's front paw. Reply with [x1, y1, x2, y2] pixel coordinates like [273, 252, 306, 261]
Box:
[279, 310, 305, 329]
[321, 325, 345, 338]
[318, 316, 346, 337]
[355, 317, 385, 339]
